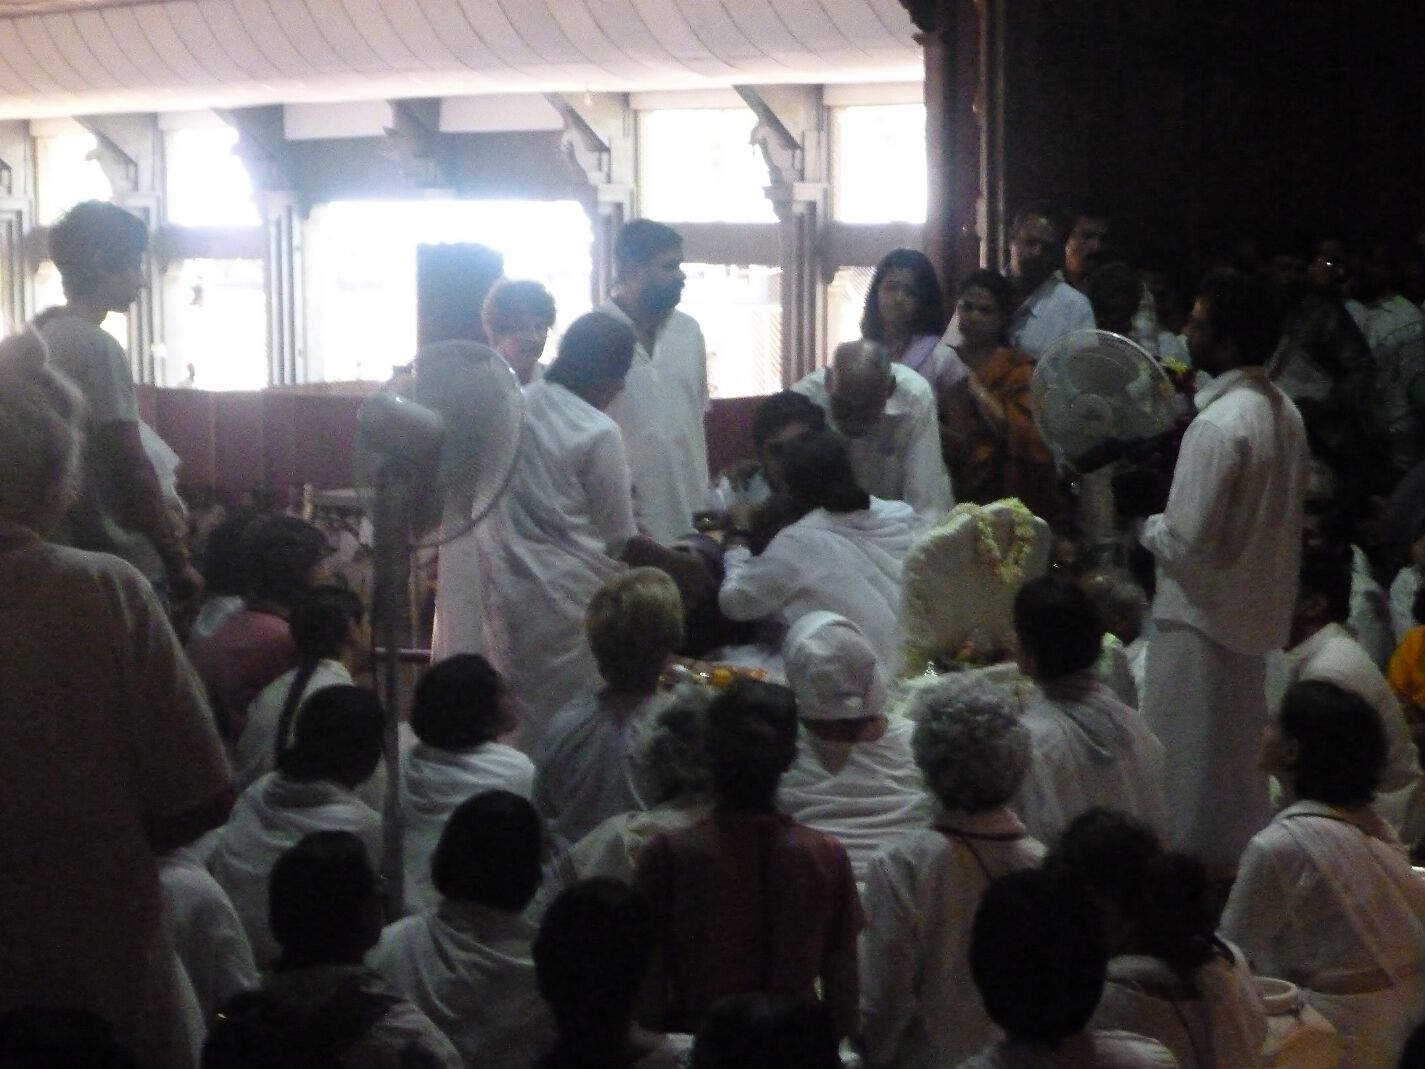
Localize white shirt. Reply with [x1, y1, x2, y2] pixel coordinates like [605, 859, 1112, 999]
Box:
[1391, 565, 1420, 645]
[235, 659, 353, 792]
[793, 364, 954, 520]
[475, 379, 638, 751]
[399, 742, 536, 915]
[159, 847, 258, 1023]
[862, 807, 1045, 1069]
[777, 717, 933, 882]
[1014, 674, 1168, 845]
[1275, 622, 1423, 837]
[1352, 544, 1395, 670]
[599, 302, 710, 542]
[534, 689, 672, 852]
[1141, 368, 1309, 655]
[720, 498, 920, 671]
[208, 772, 382, 967]
[370, 901, 552, 1069]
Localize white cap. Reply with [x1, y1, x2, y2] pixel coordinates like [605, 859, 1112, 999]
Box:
[782, 611, 887, 722]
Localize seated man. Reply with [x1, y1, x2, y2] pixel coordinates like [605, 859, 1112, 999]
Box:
[793, 339, 953, 521]
[371, 792, 552, 1069]
[776, 612, 931, 881]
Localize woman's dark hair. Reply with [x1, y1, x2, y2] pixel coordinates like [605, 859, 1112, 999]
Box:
[1013, 575, 1106, 680]
[275, 685, 385, 788]
[1279, 679, 1387, 807]
[268, 831, 379, 969]
[777, 428, 870, 514]
[750, 391, 825, 453]
[241, 515, 328, 609]
[706, 679, 799, 812]
[534, 879, 655, 1069]
[970, 869, 1107, 1048]
[860, 247, 948, 342]
[956, 267, 1017, 321]
[692, 994, 840, 1069]
[431, 791, 543, 911]
[544, 313, 637, 396]
[411, 654, 507, 750]
[1045, 809, 1221, 991]
[272, 585, 365, 764]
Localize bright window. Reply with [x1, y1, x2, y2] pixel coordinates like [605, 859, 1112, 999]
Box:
[680, 263, 782, 398]
[35, 131, 113, 225]
[159, 259, 266, 389]
[831, 104, 928, 223]
[826, 265, 875, 360]
[638, 109, 776, 223]
[166, 126, 260, 227]
[305, 200, 593, 383]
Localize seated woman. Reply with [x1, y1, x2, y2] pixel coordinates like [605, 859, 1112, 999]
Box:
[1011, 576, 1167, 844]
[861, 247, 953, 393]
[1046, 809, 1266, 1069]
[1221, 678, 1425, 1069]
[535, 568, 684, 853]
[209, 685, 385, 967]
[400, 654, 535, 915]
[718, 428, 920, 672]
[937, 269, 1067, 526]
[776, 612, 931, 882]
[861, 673, 1043, 1069]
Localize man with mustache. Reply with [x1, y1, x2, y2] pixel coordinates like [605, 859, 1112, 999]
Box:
[598, 220, 711, 543]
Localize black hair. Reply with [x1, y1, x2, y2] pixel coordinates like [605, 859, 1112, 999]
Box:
[1297, 542, 1353, 624]
[534, 879, 655, 1069]
[431, 791, 542, 911]
[544, 313, 637, 396]
[1413, 583, 1425, 628]
[48, 200, 148, 301]
[482, 279, 557, 334]
[749, 391, 826, 453]
[1013, 575, 1106, 681]
[1279, 679, 1387, 808]
[777, 428, 870, 515]
[860, 247, 948, 342]
[1066, 199, 1113, 227]
[275, 684, 385, 788]
[271, 585, 366, 764]
[692, 994, 840, 1069]
[201, 513, 255, 596]
[268, 831, 379, 969]
[0, 1007, 140, 1069]
[1045, 809, 1221, 992]
[411, 653, 507, 750]
[956, 268, 1016, 320]
[1083, 261, 1143, 331]
[706, 679, 799, 812]
[970, 869, 1107, 1047]
[1011, 200, 1067, 238]
[241, 515, 328, 609]
[614, 219, 683, 276]
[1196, 267, 1282, 366]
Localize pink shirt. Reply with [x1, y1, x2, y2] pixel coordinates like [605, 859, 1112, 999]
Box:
[190, 607, 296, 742]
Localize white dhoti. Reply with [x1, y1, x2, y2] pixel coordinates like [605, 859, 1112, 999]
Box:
[1142, 620, 1270, 869]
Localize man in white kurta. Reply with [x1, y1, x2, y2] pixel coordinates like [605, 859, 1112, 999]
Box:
[1139, 269, 1309, 869]
[599, 220, 710, 542]
[793, 341, 953, 521]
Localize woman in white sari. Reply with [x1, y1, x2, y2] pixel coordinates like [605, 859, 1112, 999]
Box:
[1222, 679, 1425, 1069]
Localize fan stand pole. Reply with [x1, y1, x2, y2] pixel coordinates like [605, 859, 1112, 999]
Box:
[372, 462, 413, 919]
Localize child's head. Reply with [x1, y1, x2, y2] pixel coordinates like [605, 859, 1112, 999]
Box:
[909, 674, 1031, 814]
[970, 869, 1107, 1048]
[706, 679, 799, 812]
[431, 791, 542, 913]
[288, 584, 365, 664]
[586, 568, 683, 692]
[692, 994, 839, 1069]
[1264, 679, 1387, 808]
[411, 654, 513, 750]
[1013, 575, 1105, 681]
[276, 685, 385, 788]
[268, 831, 382, 969]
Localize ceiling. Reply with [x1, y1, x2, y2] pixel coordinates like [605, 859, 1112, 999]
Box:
[0, 0, 922, 119]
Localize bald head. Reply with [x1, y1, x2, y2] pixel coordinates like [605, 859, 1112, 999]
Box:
[827, 340, 895, 438]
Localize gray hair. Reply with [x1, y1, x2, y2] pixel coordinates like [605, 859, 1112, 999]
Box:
[0, 350, 84, 528]
[832, 338, 892, 378]
[640, 683, 713, 804]
[909, 673, 1031, 812]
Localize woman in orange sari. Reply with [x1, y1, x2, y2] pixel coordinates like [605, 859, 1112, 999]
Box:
[939, 269, 1069, 526]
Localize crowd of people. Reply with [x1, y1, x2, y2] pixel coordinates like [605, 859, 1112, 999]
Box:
[8, 194, 1425, 1069]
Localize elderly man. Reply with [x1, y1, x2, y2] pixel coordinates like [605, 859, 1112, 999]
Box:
[599, 220, 710, 542]
[793, 339, 952, 520]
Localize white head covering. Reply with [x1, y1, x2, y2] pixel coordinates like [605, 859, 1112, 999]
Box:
[783, 611, 887, 722]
